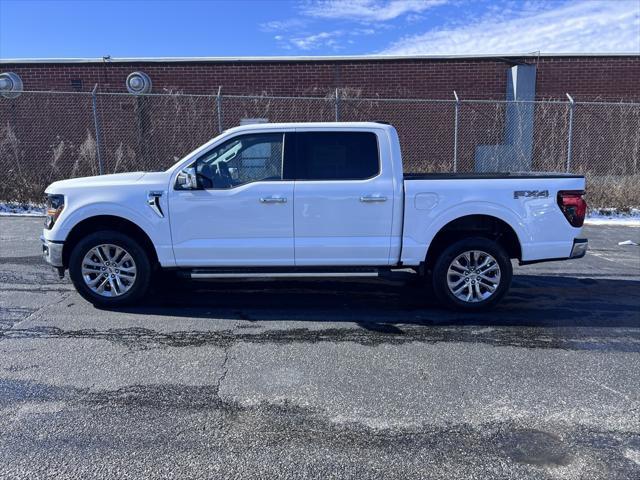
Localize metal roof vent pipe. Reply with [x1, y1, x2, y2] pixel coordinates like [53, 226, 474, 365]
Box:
[125, 72, 153, 168]
[125, 71, 152, 95]
[0, 72, 23, 98]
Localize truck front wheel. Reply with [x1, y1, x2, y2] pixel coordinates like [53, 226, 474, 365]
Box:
[69, 230, 151, 307]
[432, 237, 512, 311]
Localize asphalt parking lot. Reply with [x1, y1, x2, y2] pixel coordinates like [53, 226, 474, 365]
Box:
[1, 216, 639, 479]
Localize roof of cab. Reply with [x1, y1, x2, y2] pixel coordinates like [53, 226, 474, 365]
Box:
[223, 121, 396, 134]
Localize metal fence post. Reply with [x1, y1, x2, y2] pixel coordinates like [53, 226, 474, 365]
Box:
[453, 90, 460, 173]
[91, 84, 104, 175]
[566, 93, 574, 173]
[216, 86, 223, 133]
[334, 88, 340, 122]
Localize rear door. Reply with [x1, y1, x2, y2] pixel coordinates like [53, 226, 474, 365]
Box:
[292, 129, 395, 266]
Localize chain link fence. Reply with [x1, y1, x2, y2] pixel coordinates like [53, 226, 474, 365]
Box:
[1, 90, 638, 208]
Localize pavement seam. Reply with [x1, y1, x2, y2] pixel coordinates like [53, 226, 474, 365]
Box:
[2, 291, 72, 333]
[215, 346, 231, 396]
[213, 320, 239, 402]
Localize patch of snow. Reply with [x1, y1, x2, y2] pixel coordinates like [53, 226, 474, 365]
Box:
[624, 448, 640, 466]
[585, 218, 640, 226]
[585, 208, 640, 227]
[0, 202, 45, 217]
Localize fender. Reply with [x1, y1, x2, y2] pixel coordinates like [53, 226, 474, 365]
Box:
[48, 201, 175, 267]
[402, 200, 530, 265]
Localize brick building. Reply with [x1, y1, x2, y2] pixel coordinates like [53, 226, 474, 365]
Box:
[0, 54, 639, 204]
[1, 54, 639, 100]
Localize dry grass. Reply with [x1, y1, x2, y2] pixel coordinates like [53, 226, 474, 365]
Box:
[1, 93, 638, 210]
[586, 174, 640, 210]
[0, 124, 98, 203]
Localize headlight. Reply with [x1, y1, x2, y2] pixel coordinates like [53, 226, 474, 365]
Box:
[44, 194, 64, 229]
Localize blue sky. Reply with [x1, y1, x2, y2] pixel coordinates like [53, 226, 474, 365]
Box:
[0, 0, 638, 58]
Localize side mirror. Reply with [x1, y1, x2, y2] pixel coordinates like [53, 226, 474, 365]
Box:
[176, 166, 198, 190]
[228, 167, 239, 181]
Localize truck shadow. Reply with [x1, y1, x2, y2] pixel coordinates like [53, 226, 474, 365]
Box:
[117, 274, 640, 330]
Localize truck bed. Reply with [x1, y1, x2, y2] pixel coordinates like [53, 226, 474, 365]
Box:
[400, 172, 586, 266]
[403, 172, 584, 180]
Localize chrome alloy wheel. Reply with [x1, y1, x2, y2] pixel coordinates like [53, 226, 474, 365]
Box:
[81, 244, 137, 297]
[446, 250, 501, 303]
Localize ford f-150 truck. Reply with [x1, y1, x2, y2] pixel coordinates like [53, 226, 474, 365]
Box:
[41, 122, 588, 311]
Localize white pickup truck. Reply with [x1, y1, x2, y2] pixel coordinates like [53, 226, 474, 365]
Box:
[41, 122, 588, 311]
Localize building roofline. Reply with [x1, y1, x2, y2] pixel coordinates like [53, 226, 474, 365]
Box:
[1, 53, 639, 64]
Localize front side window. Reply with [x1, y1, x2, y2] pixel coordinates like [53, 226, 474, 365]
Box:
[295, 132, 379, 180]
[196, 133, 283, 189]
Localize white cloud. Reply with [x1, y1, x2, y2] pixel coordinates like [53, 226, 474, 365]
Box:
[289, 31, 345, 50]
[301, 0, 447, 22]
[265, 0, 444, 51]
[381, 0, 640, 55]
[278, 26, 377, 51]
[260, 18, 308, 32]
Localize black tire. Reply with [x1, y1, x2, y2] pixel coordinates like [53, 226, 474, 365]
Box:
[69, 230, 151, 307]
[431, 237, 512, 312]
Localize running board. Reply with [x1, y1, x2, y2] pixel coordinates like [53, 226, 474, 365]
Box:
[188, 268, 380, 280]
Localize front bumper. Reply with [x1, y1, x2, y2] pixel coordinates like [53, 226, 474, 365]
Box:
[41, 235, 64, 267]
[570, 238, 588, 259]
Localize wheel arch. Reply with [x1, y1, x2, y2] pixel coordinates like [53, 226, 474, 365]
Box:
[424, 214, 522, 269]
[62, 215, 159, 269]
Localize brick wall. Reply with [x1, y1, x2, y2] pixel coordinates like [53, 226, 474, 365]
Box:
[3, 55, 639, 100]
[1, 55, 638, 203]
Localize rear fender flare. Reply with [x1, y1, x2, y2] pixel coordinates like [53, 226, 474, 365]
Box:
[415, 201, 529, 262]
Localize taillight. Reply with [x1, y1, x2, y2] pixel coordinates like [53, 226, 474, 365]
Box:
[557, 190, 586, 227]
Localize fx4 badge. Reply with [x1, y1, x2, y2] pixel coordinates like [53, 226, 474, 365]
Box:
[513, 190, 549, 199]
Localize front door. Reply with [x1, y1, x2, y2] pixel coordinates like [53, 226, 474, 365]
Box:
[169, 132, 294, 267]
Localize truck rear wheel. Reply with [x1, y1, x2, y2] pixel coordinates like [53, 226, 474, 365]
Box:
[432, 237, 512, 311]
[69, 230, 151, 307]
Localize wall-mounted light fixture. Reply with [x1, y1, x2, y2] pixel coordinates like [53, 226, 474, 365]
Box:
[0, 72, 23, 98]
[125, 71, 152, 95]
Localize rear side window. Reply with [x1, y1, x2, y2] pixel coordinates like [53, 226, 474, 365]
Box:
[295, 132, 379, 180]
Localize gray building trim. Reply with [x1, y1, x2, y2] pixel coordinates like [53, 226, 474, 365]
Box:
[1, 53, 639, 64]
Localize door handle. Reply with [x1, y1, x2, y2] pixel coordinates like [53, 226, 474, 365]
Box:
[260, 196, 287, 204]
[360, 195, 387, 203]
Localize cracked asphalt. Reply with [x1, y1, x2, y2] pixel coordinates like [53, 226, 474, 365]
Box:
[1, 216, 639, 479]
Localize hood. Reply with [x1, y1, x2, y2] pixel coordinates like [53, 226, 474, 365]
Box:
[45, 172, 148, 194]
